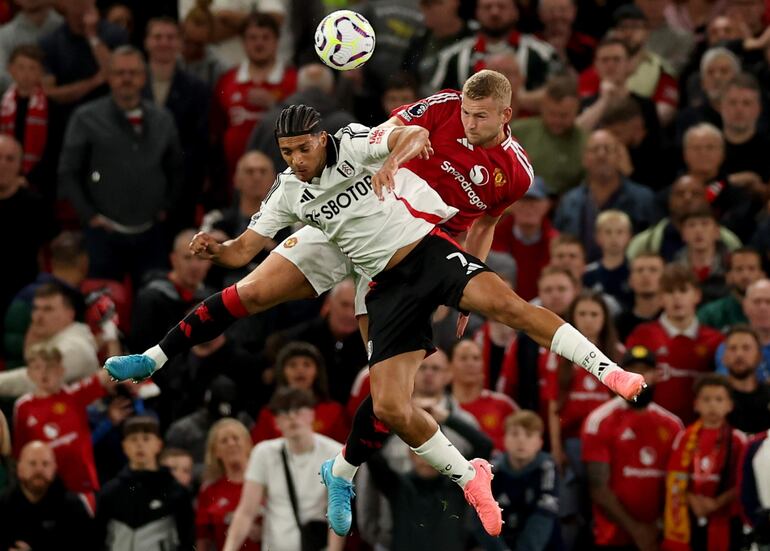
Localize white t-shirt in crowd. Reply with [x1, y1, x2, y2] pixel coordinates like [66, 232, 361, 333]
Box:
[246, 434, 343, 551]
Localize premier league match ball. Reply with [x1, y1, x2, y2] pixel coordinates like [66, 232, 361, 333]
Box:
[314, 10, 376, 71]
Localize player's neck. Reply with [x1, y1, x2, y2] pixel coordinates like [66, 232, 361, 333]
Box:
[481, 128, 507, 149]
[452, 383, 481, 403]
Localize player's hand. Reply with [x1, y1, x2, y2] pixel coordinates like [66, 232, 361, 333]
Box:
[372, 159, 398, 200]
[456, 313, 470, 338]
[418, 139, 434, 160]
[189, 231, 223, 259]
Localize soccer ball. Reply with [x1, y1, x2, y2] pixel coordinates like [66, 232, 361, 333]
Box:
[314, 10, 376, 71]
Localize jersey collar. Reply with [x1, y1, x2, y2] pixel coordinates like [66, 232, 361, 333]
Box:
[325, 135, 339, 167]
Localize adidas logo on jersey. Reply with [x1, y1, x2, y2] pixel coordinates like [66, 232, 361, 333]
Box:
[620, 428, 636, 441]
[456, 137, 474, 151]
[300, 189, 316, 203]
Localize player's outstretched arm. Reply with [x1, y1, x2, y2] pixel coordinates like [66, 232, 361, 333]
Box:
[372, 126, 433, 199]
[190, 229, 267, 269]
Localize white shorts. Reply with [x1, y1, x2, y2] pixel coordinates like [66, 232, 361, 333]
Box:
[272, 225, 371, 315]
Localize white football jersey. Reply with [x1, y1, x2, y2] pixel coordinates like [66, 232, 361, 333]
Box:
[248, 124, 458, 277]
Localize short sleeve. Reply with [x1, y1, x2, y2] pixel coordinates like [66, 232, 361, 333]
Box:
[70, 374, 107, 410]
[245, 442, 271, 485]
[581, 416, 611, 464]
[337, 123, 396, 166]
[391, 90, 459, 133]
[247, 176, 298, 238]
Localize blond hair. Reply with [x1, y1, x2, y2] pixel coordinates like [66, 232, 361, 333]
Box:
[24, 343, 63, 365]
[203, 418, 252, 482]
[595, 209, 632, 232]
[0, 409, 10, 456]
[462, 69, 512, 107]
[504, 410, 544, 435]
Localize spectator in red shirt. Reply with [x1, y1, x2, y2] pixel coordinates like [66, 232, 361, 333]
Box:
[211, 12, 297, 194]
[582, 345, 683, 551]
[197, 418, 260, 551]
[627, 264, 725, 423]
[12, 343, 115, 498]
[449, 339, 519, 452]
[251, 342, 349, 445]
[492, 176, 558, 302]
[662, 375, 746, 551]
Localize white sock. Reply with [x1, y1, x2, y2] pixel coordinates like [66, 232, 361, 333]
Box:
[143, 345, 168, 370]
[550, 323, 619, 383]
[332, 452, 358, 481]
[411, 428, 476, 488]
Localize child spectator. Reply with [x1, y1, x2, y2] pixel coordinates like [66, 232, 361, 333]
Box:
[662, 375, 746, 551]
[583, 210, 633, 309]
[251, 341, 349, 445]
[13, 344, 114, 498]
[492, 410, 561, 551]
[95, 415, 195, 551]
[627, 264, 724, 423]
[582, 346, 683, 551]
[0, 45, 48, 179]
[196, 418, 260, 551]
[160, 447, 194, 490]
[450, 339, 519, 452]
[676, 206, 731, 305]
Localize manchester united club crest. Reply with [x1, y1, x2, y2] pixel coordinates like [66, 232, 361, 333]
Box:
[283, 237, 298, 249]
[493, 168, 506, 187]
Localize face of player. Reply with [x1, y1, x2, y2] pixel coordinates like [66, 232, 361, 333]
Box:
[420, 0, 461, 32]
[595, 220, 631, 257]
[414, 351, 450, 396]
[629, 256, 664, 295]
[476, 0, 518, 35]
[701, 56, 738, 102]
[26, 357, 65, 395]
[668, 177, 706, 220]
[707, 16, 740, 45]
[721, 86, 761, 135]
[727, 253, 763, 293]
[451, 340, 484, 387]
[538, 0, 575, 34]
[214, 423, 250, 467]
[278, 133, 328, 182]
[551, 244, 585, 281]
[683, 131, 724, 177]
[460, 96, 512, 148]
[274, 407, 315, 439]
[538, 273, 577, 315]
[8, 55, 43, 93]
[681, 217, 718, 253]
[17, 443, 56, 497]
[723, 332, 761, 380]
[541, 95, 579, 136]
[326, 281, 359, 337]
[694, 385, 733, 427]
[243, 25, 278, 66]
[510, 197, 549, 231]
[123, 432, 163, 470]
[108, 53, 147, 108]
[504, 426, 543, 464]
[283, 356, 318, 392]
[382, 87, 417, 118]
[145, 22, 181, 65]
[0, 136, 22, 191]
[743, 282, 770, 330]
[661, 285, 700, 322]
[161, 455, 193, 487]
[572, 299, 605, 342]
[594, 44, 629, 84]
[30, 295, 75, 338]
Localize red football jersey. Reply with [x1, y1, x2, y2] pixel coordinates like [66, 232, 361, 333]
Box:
[392, 90, 534, 234]
[626, 318, 724, 424]
[196, 478, 261, 551]
[545, 365, 612, 439]
[582, 398, 683, 546]
[13, 374, 106, 494]
[212, 61, 297, 180]
[675, 426, 745, 502]
[251, 400, 349, 445]
[457, 389, 519, 451]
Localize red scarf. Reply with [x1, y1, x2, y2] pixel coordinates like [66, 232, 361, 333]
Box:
[663, 422, 733, 551]
[0, 85, 48, 174]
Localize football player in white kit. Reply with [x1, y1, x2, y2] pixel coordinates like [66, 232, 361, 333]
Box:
[106, 102, 646, 537]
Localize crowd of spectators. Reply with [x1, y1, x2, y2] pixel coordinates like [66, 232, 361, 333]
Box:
[0, 0, 768, 550]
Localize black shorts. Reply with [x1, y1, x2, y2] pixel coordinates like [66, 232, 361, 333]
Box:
[364, 229, 491, 365]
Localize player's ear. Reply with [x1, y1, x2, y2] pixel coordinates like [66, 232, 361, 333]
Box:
[318, 131, 328, 147]
[501, 105, 513, 124]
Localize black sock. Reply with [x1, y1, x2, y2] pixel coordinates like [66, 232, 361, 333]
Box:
[158, 285, 249, 358]
[343, 395, 391, 466]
